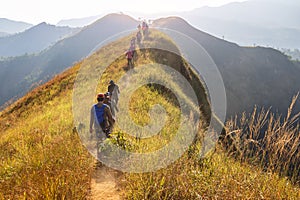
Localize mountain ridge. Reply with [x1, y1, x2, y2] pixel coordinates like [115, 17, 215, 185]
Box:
[183, 0, 300, 48]
[153, 16, 300, 118]
[0, 18, 32, 34]
[57, 15, 103, 28]
[0, 22, 79, 57]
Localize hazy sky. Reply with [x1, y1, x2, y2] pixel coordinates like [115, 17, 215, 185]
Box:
[1, 0, 247, 24]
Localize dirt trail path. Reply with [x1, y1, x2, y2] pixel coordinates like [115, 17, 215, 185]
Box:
[90, 166, 121, 200]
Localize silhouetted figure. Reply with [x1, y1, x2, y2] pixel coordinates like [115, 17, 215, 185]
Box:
[104, 92, 117, 120]
[108, 80, 120, 106]
[108, 80, 120, 120]
[136, 31, 142, 46]
[142, 21, 149, 38]
[130, 37, 137, 60]
[137, 24, 142, 32]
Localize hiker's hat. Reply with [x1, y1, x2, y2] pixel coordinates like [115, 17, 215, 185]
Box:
[97, 93, 105, 99]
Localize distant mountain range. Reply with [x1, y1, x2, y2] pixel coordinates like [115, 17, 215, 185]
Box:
[50, 0, 300, 50]
[0, 18, 32, 35]
[57, 15, 103, 28]
[187, 0, 300, 28]
[182, 0, 300, 49]
[0, 14, 138, 107]
[0, 23, 79, 57]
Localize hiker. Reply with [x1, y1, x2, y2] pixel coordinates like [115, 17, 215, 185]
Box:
[130, 37, 136, 60]
[104, 92, 116, 120]
[142, 21, 149, 37]
[130, 37, 136, 48]
[125, 49, 134, 69]
[108, 80, 120, 120]
[108, 80, 120, 105]
[90, 93, 115, 141]
[136, 31, 142, 46]
[137, 24, 142, 32]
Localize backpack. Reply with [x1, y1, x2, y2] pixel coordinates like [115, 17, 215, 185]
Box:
[126, 50, 133, 59]
[136, 32, 142, 41]
[94, 104, 107, 129]
[130, 43, 136, 51]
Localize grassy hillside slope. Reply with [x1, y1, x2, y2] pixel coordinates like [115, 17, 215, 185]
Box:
[0, 64, 94, 199]
[0, 29, 299, 199]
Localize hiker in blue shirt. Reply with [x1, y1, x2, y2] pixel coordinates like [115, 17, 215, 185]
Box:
[90, 93, 115, 140]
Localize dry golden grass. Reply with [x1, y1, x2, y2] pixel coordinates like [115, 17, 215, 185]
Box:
[223, 94, 300, 184]
[0, 63, 95, 199]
